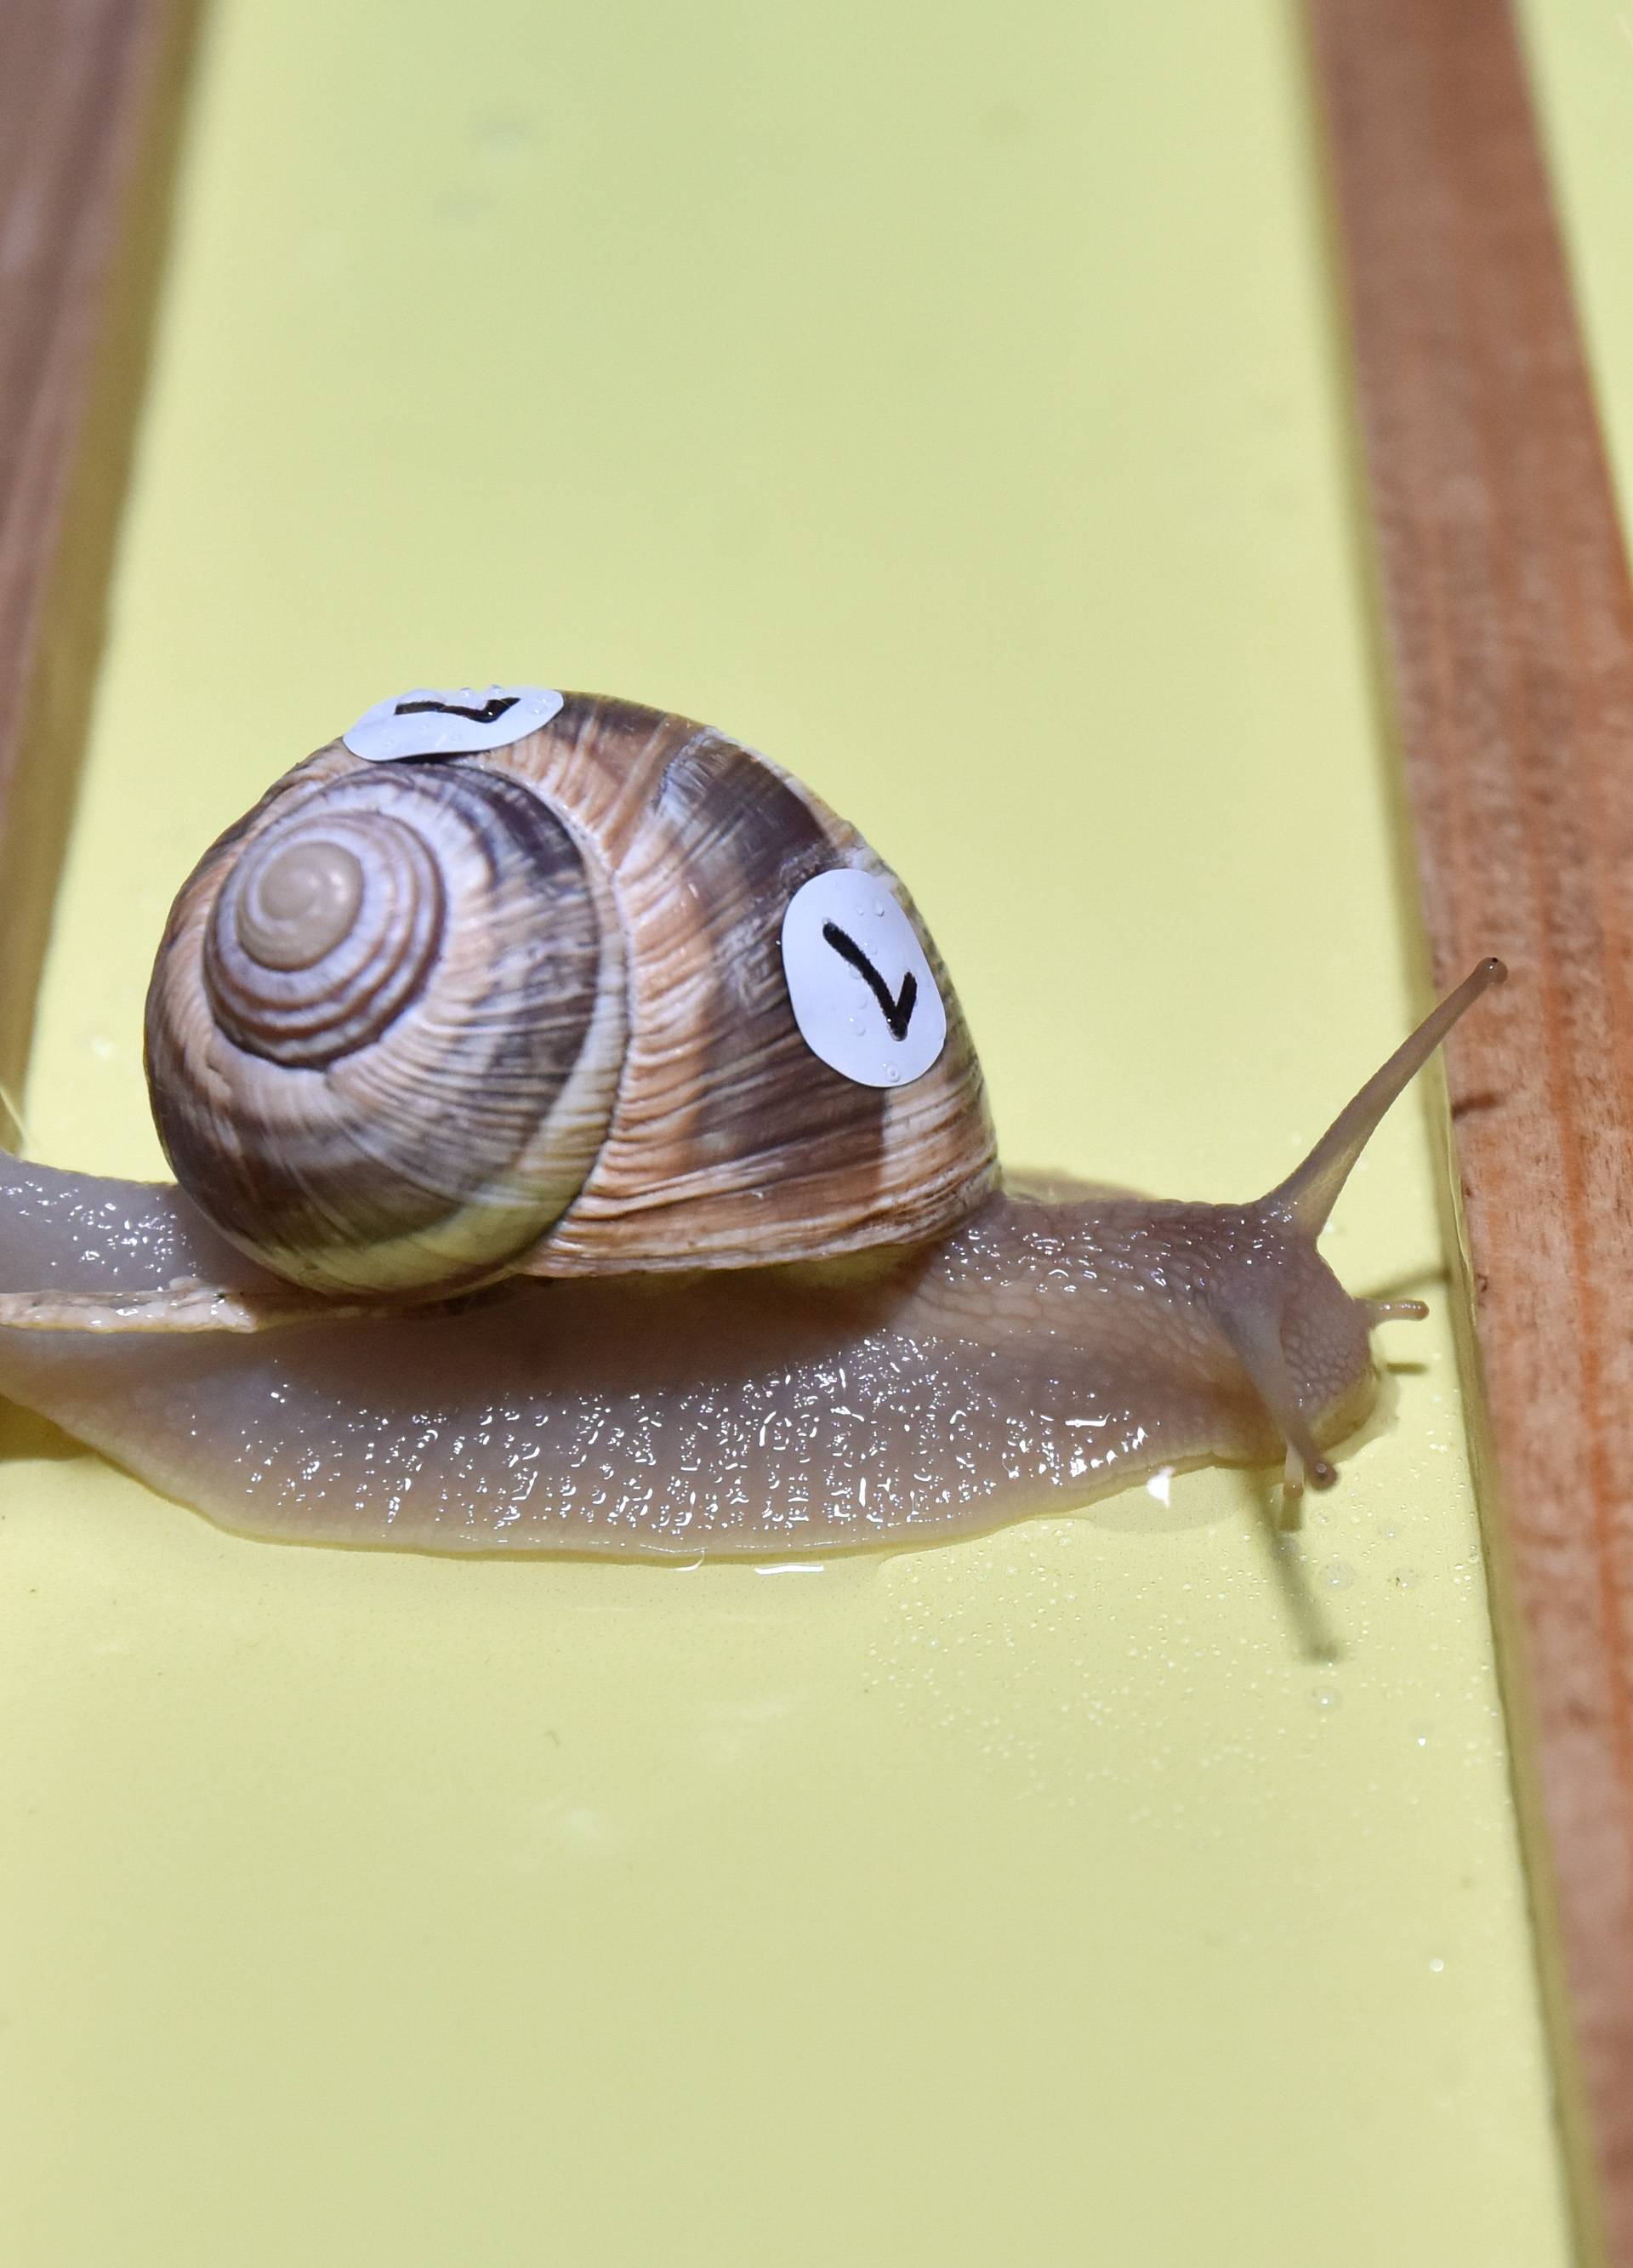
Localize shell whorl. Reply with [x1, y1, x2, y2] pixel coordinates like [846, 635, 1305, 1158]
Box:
[496, 694, 1000, 1274]
[205, 808, 446, 1067]
[146, 757, 627, 1296]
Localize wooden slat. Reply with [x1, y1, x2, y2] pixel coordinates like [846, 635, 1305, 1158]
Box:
[0, 0, 198, 1128]
[1308, 3, 1633, 2259]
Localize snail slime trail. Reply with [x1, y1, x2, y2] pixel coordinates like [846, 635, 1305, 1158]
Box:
[0, 688, 1503, 1554]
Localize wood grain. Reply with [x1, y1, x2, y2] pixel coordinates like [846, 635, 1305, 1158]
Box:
[1308, 2, 1633, 2259]
[0, 0, 198, 1133]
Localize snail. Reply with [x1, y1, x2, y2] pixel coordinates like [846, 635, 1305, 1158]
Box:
[0, 686, 1501, 1557]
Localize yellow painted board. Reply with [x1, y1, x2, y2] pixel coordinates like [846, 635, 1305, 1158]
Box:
[1522, 0, 1633, 512]
[0, 3, 1576, 2265]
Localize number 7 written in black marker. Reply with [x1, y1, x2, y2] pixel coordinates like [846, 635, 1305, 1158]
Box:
[822, 921, 918, 1040]
[394, 695, 519, 726]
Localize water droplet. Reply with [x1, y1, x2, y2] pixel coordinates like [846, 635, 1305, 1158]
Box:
[873, 898, 887, 917]
[1428, 1955, 1445, 1975]
[1324, 1561, 1356, 1591]
[1310, 1686, 1340, 1713]
[885, 1064, 901, 1084]
[1391, 1567, 1420, 1590]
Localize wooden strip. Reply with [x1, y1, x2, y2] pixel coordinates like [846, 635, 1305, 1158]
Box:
[1308, 2, 1633, 2259]
[0, 0, 200, 1130]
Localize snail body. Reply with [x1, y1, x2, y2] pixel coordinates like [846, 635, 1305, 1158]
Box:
[0, 687, 1500, 1556]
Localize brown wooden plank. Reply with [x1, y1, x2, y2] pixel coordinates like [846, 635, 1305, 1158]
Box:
[1307, 2, 1633, 2259]
[0, 0, 200, 1133]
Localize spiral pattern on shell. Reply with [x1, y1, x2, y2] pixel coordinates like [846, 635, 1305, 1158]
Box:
[143, 692, 999, 1296]
[204, 808, 447, 1067]
[145, 757, 627, 1296]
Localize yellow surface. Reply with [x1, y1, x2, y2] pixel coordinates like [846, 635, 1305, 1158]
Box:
[0, 3, 1574, 2264]
[1522, 1, 1633, 513]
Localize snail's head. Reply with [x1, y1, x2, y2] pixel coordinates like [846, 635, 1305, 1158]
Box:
[1222, 956, 1505, 1498]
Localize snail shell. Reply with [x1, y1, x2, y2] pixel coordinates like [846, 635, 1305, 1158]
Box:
[145, 694, 997, 1296]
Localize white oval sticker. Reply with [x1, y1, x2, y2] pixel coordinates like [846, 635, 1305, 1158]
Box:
[343, 684, 565, 762]
[780, 869, 947, 1089]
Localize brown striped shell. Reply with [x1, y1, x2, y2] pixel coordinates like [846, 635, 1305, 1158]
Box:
[144, 693, 999, 1297]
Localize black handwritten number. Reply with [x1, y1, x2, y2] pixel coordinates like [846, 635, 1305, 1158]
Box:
[822, 921, 918, 1040]
[394, 695, 520, 727]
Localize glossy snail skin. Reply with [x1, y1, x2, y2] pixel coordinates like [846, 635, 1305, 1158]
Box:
[0, 962, 1498, 1554]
